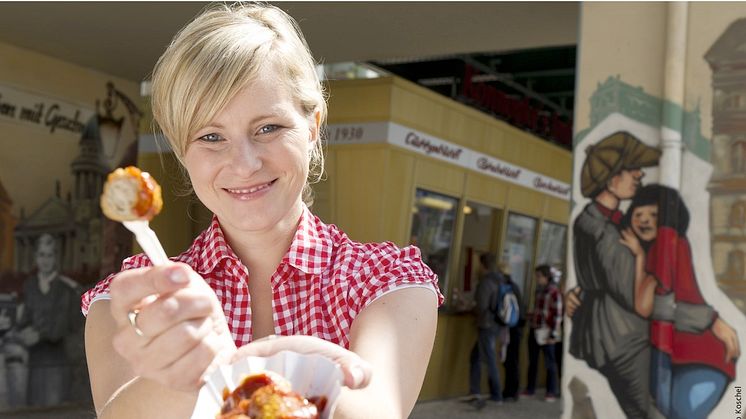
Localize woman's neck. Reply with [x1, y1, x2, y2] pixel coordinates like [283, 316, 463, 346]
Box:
[221, 202, 304, 275]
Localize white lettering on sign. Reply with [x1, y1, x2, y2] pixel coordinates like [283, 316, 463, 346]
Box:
[0, 84, 94, 137]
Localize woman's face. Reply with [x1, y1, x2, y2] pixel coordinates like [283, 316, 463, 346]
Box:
[630, 204, 658, 242]
[534, 270, 548, 287]
[184, 67, 319, 235]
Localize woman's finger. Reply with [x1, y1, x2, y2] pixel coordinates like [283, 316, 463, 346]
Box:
[135, 317, 215, 373]
[156, 332, 235, 392]
[131, 287, 215, 338]
[109, 263, 193, 325]
[234, 335, 372, 389]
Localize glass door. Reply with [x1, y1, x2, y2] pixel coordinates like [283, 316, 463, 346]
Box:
[501, 212, 538, 305]
[409, 189, 459, 302]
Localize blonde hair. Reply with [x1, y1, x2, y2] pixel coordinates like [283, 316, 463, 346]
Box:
[150, 2, 326, 204]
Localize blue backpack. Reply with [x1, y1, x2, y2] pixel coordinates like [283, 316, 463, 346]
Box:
[494, 282, 519, 327]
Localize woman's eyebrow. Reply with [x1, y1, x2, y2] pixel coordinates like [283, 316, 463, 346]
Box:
[200, 108, 293, 132]
[250, 108, 292, 124]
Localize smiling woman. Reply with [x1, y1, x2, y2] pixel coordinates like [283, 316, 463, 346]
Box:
[80, 3, 442, 419]
[183, 71, 314, 236]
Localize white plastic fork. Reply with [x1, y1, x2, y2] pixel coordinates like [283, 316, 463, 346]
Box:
[122, 220, 170, 266]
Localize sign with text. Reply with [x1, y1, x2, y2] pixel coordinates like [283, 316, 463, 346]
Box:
[324, 122, 387, 145]
[388, 123, 467, 165]
[0, 84, 95, 136]
[326, 121, 571, 201]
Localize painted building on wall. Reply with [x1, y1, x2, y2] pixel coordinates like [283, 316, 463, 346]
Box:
[0, 40, 141, 411]
[565, 3, 746, 418]
[705, 20, 746, 312]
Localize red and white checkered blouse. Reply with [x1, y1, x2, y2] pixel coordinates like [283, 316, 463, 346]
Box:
[81, 206, 443, 349]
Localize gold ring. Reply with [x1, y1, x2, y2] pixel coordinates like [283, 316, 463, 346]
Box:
[127, 309, 145, 337]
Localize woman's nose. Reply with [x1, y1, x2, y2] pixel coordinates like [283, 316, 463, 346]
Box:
[230, 141, 263, 175]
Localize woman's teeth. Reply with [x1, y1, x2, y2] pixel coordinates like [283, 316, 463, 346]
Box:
[226, 181, 272, 194]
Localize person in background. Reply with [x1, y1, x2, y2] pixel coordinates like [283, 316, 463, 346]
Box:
[17, 233, 82, 407]
[499, 263, 525, 402]
[464, 253, 504, 406]
[550, 266, 564, 397]
[522, 264, 562, 402]
[81, 4, 442, 418]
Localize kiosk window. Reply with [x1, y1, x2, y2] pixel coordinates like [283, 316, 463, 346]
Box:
[409, 189, 459, 300]
[536, 221, 567, 277]
[501, 212, 537, 301]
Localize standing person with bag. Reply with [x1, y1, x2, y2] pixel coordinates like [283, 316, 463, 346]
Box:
[522, 264, 563, 402]
[499, 264, 525, 402]
[465, 253, 504, 406]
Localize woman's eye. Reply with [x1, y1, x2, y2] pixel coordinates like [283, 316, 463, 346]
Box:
[198, 133, 223, 142]
[258, 124, 279, 135]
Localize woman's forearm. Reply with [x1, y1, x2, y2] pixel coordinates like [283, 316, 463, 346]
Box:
[333, 386, 405, 419]
[99, 377, 198, 419]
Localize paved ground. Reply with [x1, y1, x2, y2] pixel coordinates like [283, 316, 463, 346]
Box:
[410, 396, 563, 419]
[0, 403, 95, 418]
[0, 396, 563, 418]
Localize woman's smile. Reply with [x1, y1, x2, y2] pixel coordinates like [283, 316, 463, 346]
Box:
[223, 179, 278, 201]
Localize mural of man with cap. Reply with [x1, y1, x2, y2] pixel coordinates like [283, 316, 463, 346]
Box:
[568, 131, 662, 418]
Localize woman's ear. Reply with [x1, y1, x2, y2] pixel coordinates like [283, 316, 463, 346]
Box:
[309, 110, 321, 147]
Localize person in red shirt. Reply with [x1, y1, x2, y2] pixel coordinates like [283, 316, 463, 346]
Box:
[81, 4, 443, 418]
[620, 184, 740, 419]
[522, 265, 563, 402]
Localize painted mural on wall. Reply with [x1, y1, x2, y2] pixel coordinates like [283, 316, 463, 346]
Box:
[0, 82, 140, 410]
[565, 17, 746, 419]
[705, 18, 746, 314]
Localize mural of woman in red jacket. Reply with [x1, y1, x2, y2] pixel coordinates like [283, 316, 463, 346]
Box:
[620, 184, 740, 419]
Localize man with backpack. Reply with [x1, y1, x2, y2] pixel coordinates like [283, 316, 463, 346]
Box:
[499, 264, 525, 402]
[465, 253, 506, 406]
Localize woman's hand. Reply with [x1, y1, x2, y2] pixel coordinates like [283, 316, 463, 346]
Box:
[232, 335, 373, 390]
[620, 228, 644, 256]
[712, 317, 741, 362]
[108, 263, 237, 392]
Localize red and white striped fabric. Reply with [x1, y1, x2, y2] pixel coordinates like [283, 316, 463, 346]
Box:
[81, 205, 443, 349]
